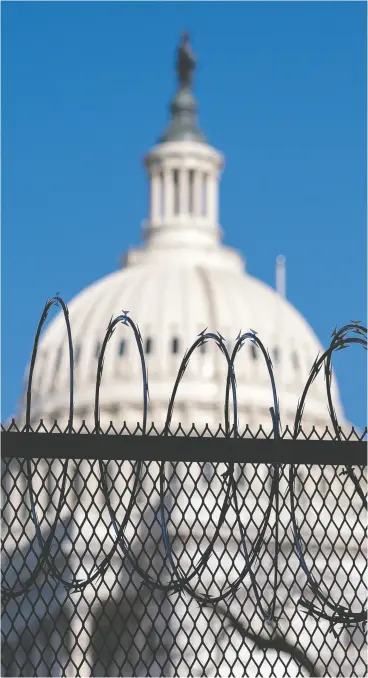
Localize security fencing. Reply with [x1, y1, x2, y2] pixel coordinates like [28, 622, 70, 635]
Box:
[2, 422, 367, 677]
[1, 298, 367, 676]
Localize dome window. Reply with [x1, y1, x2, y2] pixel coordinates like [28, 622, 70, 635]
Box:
[172, 337, 180, 354]
[273, 347, 280, 364]
[250, 344, 258, 360]
[320, 474, 327, 496]
[95, 342, 101, 360]
[74, 345, 81, 365]
[201, 173, 208, 216]
[296, 469, 306, 507]
[145, 338, 153, 354]
[119, 340, 126, 356]
[159, 171, 164, 217]
[54, 345, 62, 375]
[188, 169, 195, 214]
[203, 462, 214, 484]
[200, 341, 206, 354]
[50, 346, 62, 391]
[237, 465, 246, 489]
[37, 351, 46, 389]
[292, 351, 299, 369]
[173, 169, 179, 215]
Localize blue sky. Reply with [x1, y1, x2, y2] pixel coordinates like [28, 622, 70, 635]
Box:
[2, 1, 367, 428]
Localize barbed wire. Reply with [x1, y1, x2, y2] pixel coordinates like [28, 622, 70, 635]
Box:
[1, 296, 367, 640]
[290, 321, 367, 631]
[4, 297, 76, 600]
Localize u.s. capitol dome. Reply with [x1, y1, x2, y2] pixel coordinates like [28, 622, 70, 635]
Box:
[6, 35, 364, 678]
[20, 34, 345, 435]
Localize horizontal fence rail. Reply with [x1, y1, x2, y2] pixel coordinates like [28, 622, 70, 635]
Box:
[1, 426, 367, 464]
[1, 298, 367, 676]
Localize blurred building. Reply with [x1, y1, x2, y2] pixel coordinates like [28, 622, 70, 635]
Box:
[17, 36, 345, 436]
[3, 35, 365, 678]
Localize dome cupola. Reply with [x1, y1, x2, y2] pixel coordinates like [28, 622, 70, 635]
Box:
[141, 33, 225, 256]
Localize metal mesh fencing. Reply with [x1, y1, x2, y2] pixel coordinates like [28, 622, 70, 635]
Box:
[1, 424, 367, 677]
[2, 300, 367, 675]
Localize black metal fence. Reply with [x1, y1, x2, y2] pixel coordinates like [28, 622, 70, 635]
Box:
[1, 423, 367, 677]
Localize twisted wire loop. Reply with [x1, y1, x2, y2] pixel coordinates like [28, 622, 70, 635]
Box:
[93, 312, 163, 593]
[2, 296, 74, 602]
[158, 332, 239, 602]
[225, 331, 282, 627]
[1, 297, 366, 641]
[290, 322, 367, 633]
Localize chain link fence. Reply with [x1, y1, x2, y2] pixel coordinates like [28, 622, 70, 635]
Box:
[2, 422, 367, 677]
[2, 301, 367, 675]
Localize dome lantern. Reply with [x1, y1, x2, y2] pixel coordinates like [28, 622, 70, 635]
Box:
[142, 33, 224, 254]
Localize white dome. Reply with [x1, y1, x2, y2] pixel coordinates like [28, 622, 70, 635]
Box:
[26, 247, 343, 433]
[19, 71, 345, 435]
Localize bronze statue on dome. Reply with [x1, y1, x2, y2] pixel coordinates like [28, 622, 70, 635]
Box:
[176, 32, 196, 89]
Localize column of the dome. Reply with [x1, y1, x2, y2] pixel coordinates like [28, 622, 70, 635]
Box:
[179, 167, 189, 215]
[150, 170, 161, 223]
[194, 169, 202, 217]
[208, 170, 218, 224]
[202, 173, 208, 217]
[207, 172, 214, 223]
[164, 167, 173, 223]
